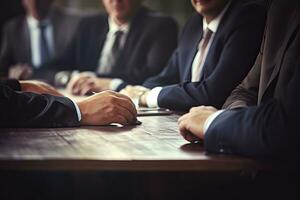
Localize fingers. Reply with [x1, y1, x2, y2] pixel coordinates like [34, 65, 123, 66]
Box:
[178, 113, 201, 143]
[19, 65, 33, 80]
[178, 113, 189, 124]
[103, 91, 137, 114]
[109, 91, 135, 103]
[183, 131, 201, 143]
[9, 66, 22, 79]
[113, 106, 136, 125]
[107, 93, 137, 124]
[67, 74, 90, 95]
[73, 76, 91, 95]
[111, 114, 129, 126]
[9, 64, 33, 80]
[93, 91, 137, 124]
[108, 93, 137, 117]
[120, 85, 149, 100]
[79, 79, 95, 96]
[67, 75, 79, 94]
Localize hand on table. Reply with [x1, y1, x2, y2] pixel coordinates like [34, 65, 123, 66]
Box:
[77, 91, 137, 126]
[9, 64, 33, 80]
[20, 80, 63, 96]
[67, 72, 112, 96]
[178, 106, 218, 142]
[120, 85, 150, 107]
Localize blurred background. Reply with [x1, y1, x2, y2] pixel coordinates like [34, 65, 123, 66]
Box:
[0, 0, 195, 81]
[55, 0, 194, 27]
[0, 0, 194, 32]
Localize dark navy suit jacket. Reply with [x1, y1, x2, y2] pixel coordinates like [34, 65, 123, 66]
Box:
[71, 7, 178, 91]
[205, 0, 300, 159]
[143, 0, 266, 111]
[0, 80, 79, 128]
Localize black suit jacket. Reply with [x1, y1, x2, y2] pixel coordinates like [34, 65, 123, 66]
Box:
[205, 0, 300, 158]
[0, 8, 81, 82]
[71, 7, 178, 90]
[0, 79, 79, 128]
[143, 0, 266, 111]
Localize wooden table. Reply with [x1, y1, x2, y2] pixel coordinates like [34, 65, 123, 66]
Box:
[0, 114, 267, 172]
[0, 114, 277, 200]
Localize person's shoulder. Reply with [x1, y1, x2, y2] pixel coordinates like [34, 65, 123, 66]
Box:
[222, 0, 267, 27]
[229, 0, 267, 17]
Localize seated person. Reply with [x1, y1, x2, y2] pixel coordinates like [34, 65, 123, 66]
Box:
[65, 0, 178, 95]
[0, 0, 81, 82]
[0, 79, 137, 127]
[121, 0, 267, 111]
[178, 0, 300, 159]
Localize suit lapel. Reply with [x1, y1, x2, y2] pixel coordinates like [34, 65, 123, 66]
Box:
[182, 16, 203, 81]
[184, 33, 203, 81]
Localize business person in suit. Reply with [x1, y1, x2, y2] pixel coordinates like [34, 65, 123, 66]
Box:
[0, 79, 137, 128]
[0, 0, 80, 82]
[66, 0, 178, 95]
[178, 0, 300, 158]
[121, 0, 266, 111]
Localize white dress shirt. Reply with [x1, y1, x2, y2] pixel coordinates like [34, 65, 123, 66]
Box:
[72, 99, 82, 122]
[97, 17, 131, 90]
[27, 16, 55, 68]
[146, 2, 231, 108]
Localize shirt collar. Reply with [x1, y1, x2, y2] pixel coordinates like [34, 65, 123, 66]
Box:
[27, 15, 51, 29]
[108, 17, 130, 34]
[202, 1, 231, 33]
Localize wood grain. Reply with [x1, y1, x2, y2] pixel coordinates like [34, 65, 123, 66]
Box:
[0, 115, 268, 171]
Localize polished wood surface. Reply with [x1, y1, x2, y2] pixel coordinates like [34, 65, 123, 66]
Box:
[0, 114, 267, 171]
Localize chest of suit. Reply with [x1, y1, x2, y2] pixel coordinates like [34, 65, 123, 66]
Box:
[259, 3, 300, 103]
[177, 14, 228, 83]
[77, 16, 157, 73]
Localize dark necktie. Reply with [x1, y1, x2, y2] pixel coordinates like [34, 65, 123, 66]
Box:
[39, 23, 50, 66]
[111, 30, 124, 63]
[192, 28, 213, 82]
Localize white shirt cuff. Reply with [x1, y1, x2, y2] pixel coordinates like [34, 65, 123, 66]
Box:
[70, 99, 82, 122]
[146, 87, 162, 108]
[203, 110, 225, 134]
[109, 78, 124, 91]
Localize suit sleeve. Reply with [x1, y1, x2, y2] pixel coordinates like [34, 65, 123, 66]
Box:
[204, 60, 300, 159]
[116, 18, 178, 90]
[157, 5, 266, 111]
[222, 52, 262, 109]
[0, 79, 21, 90]
[0, 82, 80, 128]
